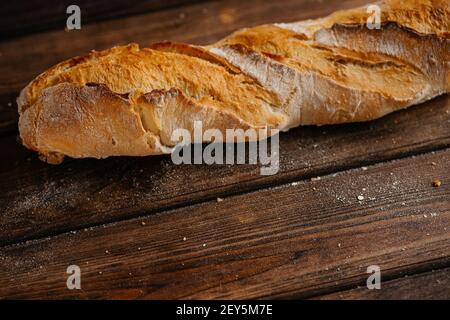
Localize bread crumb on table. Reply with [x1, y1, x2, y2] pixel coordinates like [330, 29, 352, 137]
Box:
[432, 179, 442, 187]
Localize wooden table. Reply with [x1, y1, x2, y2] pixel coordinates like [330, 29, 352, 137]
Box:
[0, 0, 449, 300]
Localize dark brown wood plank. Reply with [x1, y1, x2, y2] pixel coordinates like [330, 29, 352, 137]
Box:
[0, 0, 368, 133]
[315, 267, 450, 300]
[0, 149, 449, 299]
[0, 93, 18, 135]
[1, 95, 449, 245]
[1, 0, 206, 40]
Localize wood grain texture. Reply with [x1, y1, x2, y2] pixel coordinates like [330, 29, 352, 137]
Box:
[0, 0, 368, 133]
[0, 0, 206, 39]
[1, 0, 449, 300]
[0, 149, 449, 299]
[315, 267, 450, 300]
[0, 95, 449, 245]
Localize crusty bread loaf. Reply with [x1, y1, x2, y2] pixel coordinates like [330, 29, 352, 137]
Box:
[18, 0, 449, 164]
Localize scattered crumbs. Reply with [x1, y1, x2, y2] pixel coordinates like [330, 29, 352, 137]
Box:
[128, 272, 133, 276]
[98, 271, 103, 275]
[432, 179, 442, 187]
[401, 248, 406, 251]
[362, 166, 368, 171]
[137, 247, 141, 251]
[202, 243, 207, 247]
[7, 102, 12, 107]
[71, 231, 77, 235]
[423, 214, 428, 218]
[431, 162, 437, 166]
[401, 202, 406, 206]
[357, 195, 365, 201]
[338, 243, 341, 248]
[430, 213, 438, 217]
[291, 182, 299, 186]
[313, 144, 318, 148]
[141, 221, 146, 226]
[362, 188, 366, 191]
[426, 233, 430, 236]
[217, 197, 224, 202]
[390, 172, 394, 176]
[183, 237, 187, 241]
[39, 265, 43, 269]
[179, 12, 186, 19]
[311, 177, 321, 182]
[105, 250, 109, 254]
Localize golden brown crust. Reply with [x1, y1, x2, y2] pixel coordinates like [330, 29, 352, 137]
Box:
[17, 0, 450, 163]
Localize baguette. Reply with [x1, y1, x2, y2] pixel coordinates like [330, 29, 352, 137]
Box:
[18, 0, 449, 164]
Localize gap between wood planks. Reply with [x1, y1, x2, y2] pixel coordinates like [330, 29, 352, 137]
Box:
[0, 0, 209, 40]
[275, 256, 450, 299]
[0, 148, 448, 299]
[312, 265, 450, 300]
